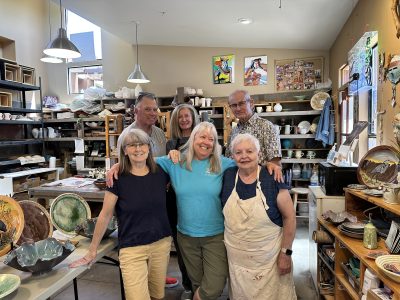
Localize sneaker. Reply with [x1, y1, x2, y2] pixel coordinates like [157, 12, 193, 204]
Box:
[165, 277, 179, 288]
[180, 290, 193, 300]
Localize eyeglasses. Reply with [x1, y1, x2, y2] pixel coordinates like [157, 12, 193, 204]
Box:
[125, 142, 149, 149]
[228, 100, 249, 109]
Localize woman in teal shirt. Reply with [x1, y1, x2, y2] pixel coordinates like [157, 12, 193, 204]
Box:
[157, 122, 235, 300]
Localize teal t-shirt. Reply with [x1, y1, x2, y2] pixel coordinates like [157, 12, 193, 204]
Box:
[157, 156, 235, 237]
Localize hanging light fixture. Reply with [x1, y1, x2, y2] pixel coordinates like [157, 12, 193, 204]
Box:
[43, 0, 81, 59]
[127, 21, 150, 83]
[41, 0, 62, 63]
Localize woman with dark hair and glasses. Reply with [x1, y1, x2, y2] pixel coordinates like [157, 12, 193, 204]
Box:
[117, 92, 166, 157]
[70, 128, 172, 300]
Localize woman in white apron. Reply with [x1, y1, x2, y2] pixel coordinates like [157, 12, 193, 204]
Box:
[221, 133, 297, 299]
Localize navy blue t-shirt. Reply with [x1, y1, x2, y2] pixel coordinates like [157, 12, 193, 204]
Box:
[221, 166, 288, 227]
[107, 168, 171, 249]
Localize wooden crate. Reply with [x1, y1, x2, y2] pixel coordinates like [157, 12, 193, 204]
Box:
[4, 62, 21, 82]
[0, 91, 12, 107]
[21, 66, 35, 85]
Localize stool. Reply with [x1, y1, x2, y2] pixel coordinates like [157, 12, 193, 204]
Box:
[291, 187, 309, 211]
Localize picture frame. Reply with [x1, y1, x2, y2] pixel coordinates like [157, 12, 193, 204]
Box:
[212, 54, 234, 84]
[275, 56, 324, 91]
[244, 55, 267, 86]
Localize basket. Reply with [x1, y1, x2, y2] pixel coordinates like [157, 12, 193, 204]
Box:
[375, 255, 400, 283]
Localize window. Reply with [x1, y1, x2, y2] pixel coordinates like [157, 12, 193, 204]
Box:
[66, 10, 102, 62]
[68, 65, 103, 94]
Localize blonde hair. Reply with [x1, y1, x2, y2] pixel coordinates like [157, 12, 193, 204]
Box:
[181, 122, 222, 173]
[170, 104, 200, 139]
[119, 128, 157, 174]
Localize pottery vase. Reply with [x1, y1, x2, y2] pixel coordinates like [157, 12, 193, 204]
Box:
[31, 128, 39, 139]
[134, 84, 142, 97]
[274, 102, 282, 112]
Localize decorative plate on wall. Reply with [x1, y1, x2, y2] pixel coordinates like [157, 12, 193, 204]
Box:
[357, 145, 399, 189]
[310, 92, 330, 110]
[50, 193, 91, 235]
[17, 201, 52, 245]
[0, 196, 24, 257]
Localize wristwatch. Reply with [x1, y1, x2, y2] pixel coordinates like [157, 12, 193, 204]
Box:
[281, 248, 293, 256]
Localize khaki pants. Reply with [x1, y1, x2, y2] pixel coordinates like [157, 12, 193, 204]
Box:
[119, 236, 172, 300]
[177, 232, 228, 300]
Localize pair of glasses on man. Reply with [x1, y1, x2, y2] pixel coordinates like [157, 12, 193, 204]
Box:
[228, 100, 249, 109]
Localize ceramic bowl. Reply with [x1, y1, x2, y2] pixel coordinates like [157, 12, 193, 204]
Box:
[293, 95, 306, 101]
[0, 274, 21, 298]
[75, 216, 118, 239]
[94, 179, 107, 190]
[376, 255, 400, 283]
[4, 238, 75, 274]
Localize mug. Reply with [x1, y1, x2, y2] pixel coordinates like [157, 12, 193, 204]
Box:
[3, 113, 11, 120]
[295, 150, 304, 158]
[266, 105, 273, 112]
[306, 151, 316, 159]
[201, 98, 206, 107]
[11, 114, 17, 120]
[284, 125, 293, 135]
[287, 150, 293, 158]
[256, 107, 263, 113]
[274, 125, 281, 134]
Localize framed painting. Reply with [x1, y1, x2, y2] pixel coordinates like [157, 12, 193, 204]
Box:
[275, 57, 324, 91]
[213, 54, 234, 84]
[244, 56, 267, 86]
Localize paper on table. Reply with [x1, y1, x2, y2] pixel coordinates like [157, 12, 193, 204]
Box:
[74, 139, 84, 154]
[42, 177, 95, 188]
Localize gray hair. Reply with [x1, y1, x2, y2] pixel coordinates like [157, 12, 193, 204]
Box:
[170, 104, 200, 139]
[119, 128, 157, 174]
[228, 90, 251, 103]
[135, 92, 156, 106]
[230, 133, 260, 154]
[181, 122, 222, 173]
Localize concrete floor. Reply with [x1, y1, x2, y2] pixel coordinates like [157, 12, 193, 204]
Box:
[52, 221, 317, 300]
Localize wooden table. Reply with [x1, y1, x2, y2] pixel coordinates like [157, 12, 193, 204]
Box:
[28, 178, 105, 207]
[0, 232, 121, 300]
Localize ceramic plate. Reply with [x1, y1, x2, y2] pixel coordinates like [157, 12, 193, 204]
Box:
[0, 196, 24, 257]
[338, 225, 364, 239]
[357, 146, 399, 189]
[17, 201, 53, 245]
[366, 250, 388, 260]
[363, 189, 384, 197]
[347, 184, 368, 190]
[341, 221, 366, 230]
[293, 95, 306, 100]
[50, 193, 91, 235]
[310, 92, 329, 110]
[0, 274, 20, 298]
[297, 120, 311, 133]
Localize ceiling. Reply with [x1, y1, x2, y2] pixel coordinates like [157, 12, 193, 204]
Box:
[61, 0, 359, 50]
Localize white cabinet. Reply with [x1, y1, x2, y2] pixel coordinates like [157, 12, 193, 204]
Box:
[308, 186, 345, 290]
[0, 168, 58, 196]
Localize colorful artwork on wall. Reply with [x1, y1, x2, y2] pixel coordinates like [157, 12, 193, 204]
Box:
[275, 57, 323, 91]
[244, 56, 267, 86]
[213, 55, 234, 84]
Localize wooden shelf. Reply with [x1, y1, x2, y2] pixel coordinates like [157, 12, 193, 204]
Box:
[0, 139, 42, 146]
[281, 158, 325, 163]
[0, 120, 41, 125]
[0, 79, 40, 91]
[259, 111, 320, 117]
[336, 274, 359, 300]
[280, 134, 316, 138]
[0, 107, 41, 113]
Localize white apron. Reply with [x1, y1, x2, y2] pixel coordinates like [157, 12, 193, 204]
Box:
[223, 167, 296, 300]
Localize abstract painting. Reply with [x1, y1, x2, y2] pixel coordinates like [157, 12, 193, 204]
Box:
[244, 56, 267, 86]
[213, 55, 234, 84]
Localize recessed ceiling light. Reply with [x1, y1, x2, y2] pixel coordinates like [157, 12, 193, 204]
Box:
[238, 18, 253, 25]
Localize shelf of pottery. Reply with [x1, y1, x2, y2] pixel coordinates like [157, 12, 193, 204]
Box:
[40, 111, 124, 169]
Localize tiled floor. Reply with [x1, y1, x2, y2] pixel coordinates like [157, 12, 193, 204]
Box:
[52, 221, 317, 300]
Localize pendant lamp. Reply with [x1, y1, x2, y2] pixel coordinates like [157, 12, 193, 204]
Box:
[43, 0, 81, 59]
[41, 0, 62, 63]
[127, 22, 150, 83]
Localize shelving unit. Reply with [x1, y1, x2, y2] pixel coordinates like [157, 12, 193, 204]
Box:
[0, 71, 44, 172]
[316, 189, 400, 299]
